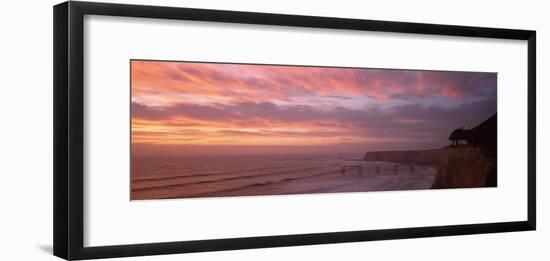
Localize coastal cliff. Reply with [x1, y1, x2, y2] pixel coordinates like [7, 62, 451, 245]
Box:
[363, 113, 497, 189]
[432, 147, 496, 188]
[433, 114, 497, 188]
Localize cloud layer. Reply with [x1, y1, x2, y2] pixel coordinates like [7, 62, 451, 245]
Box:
[131, 60, 497, 153]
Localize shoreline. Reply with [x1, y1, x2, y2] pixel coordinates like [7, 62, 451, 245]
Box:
[131, 158, 437, 200]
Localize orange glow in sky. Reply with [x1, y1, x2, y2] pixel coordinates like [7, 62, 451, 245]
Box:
[131, 60, 497, 154]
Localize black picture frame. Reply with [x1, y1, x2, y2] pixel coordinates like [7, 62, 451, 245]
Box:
[53, 1, 536, 260]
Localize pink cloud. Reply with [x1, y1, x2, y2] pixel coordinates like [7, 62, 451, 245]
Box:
[132, 61, 496, 108]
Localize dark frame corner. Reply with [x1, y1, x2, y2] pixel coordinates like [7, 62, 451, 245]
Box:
[54, 1, 536, 260]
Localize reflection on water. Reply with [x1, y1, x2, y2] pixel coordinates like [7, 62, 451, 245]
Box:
[131, 153, 436, 200]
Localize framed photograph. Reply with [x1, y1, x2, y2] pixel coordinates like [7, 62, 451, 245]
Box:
[54, 1, 536, 260]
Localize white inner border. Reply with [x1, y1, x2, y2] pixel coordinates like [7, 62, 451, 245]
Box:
[84, 15, 528, 247]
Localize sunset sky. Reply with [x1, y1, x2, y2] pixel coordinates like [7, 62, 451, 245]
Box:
[131, 60, 497, 155]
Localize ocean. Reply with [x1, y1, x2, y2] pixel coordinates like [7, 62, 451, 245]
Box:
[131, 153, 436, 200]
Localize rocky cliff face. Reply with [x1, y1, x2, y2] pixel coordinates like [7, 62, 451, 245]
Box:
[432, 113, 497, 188]
[432, 147, 496, 188]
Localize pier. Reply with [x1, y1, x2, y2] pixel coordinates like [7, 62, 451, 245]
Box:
[341, 164, 416, 176]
